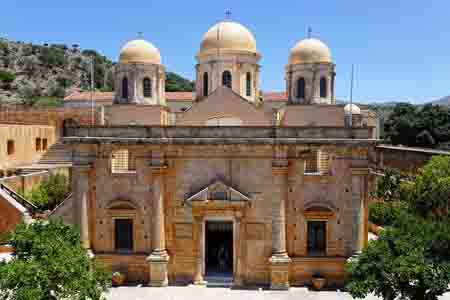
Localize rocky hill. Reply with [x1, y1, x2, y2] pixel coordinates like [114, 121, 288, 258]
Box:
[0, 38, 194, 106]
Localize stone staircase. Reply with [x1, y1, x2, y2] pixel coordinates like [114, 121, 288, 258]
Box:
[37, 141, 73, 165]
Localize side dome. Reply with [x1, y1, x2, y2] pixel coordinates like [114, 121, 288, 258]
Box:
[344, 104, 361, 115]
[119, 39, 161, 65]
[289, 38, 332, 65]
[199, 21, 257, 55]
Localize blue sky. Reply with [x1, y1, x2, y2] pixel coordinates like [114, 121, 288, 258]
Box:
[1, 0, 449, 103]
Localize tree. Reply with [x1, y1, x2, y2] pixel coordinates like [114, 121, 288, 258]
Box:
[165, 72, 195, 92]
[372, 168, 403, 202]
[402, 155, 450, 219]
[346, 214, 450, 300]
[24, 174, 70, 211]
[0, 220, 110, 300]
[0, 70, 16, 83]
[17, 84, 40, 107]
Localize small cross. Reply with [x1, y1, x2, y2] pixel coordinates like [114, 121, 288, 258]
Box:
[225, 9, 232, 20]
[307, 27, 312, 38]
[137, 32, 144, 38]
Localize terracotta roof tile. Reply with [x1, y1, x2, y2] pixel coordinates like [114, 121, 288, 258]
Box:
[263, 92, 287, 102]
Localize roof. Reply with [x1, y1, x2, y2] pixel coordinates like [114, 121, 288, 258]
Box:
[377, 144, 450, 155]
[64, 91, 288, 103]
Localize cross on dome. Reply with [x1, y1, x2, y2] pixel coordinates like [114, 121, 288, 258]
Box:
[225, 9, 232, 20]
[307, 27, 313, 39]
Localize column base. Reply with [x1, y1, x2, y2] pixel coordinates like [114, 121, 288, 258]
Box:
[147, 251, 170, 287]
[269, 254, 291, 290]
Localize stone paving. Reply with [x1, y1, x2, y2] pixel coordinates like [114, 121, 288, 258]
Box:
[105, 286, 380, 300]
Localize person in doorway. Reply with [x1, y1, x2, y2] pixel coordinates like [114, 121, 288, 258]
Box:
[217, 244, 229, 273]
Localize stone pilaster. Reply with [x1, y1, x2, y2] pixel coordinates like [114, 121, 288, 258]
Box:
[193, 216, 206, 285]
[233, 216, 245, 287]
[351, 168, 370, 252]
[72, 164, 92, 251]
[147, 166, 169, 287]
[270, 163, 291, 290]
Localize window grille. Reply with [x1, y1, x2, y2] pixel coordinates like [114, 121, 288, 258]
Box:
[304, 150, 330, 175]
[42, 139, 48, 151]
[318, 150, 330, 174]
[143, 77, 152, 98]
[111, 149, 136, 173]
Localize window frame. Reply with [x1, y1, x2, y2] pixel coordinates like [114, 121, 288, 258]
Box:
[111, 149, 137, 174]
[35, 138, 42, 152]
[320, 77, 327, 98]
[306, 220, 328, 256]
[222, 71, 232, 89]
[203, 72, 209, 97]
[245, 72, 252, 97]
[143, 77, 152, 98]
[42, 138, 48, 151]
[7, 140, 15, 156]
[122, 77, 129, 99]
[296, 77, 306, 99]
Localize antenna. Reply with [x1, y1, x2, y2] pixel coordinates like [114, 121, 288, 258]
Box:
[349, 64, 355, 127]
[90, 56, 95, 126]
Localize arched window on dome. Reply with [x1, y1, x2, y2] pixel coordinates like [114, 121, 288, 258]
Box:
[246, 72, 252, 97]
[203, 72, 209, 97]
[122, 77, 129, 99]
[222, 71, 232, 89]
[296, 77, 305, 99]
[320, 77, 327, 98]
[143, 77, 152, 98]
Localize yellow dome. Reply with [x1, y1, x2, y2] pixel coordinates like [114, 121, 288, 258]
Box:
[344, 104, 361, 115]
[289, 38, 332, 65]
[199, 21, 257, 55]
[119, 39, 161, 64]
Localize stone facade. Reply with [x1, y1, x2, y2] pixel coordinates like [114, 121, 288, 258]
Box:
[64, 126, 374, 288]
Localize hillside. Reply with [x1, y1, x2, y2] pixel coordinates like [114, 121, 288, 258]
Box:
[431, 96, 450, 106]
[0, 38, 194, 106]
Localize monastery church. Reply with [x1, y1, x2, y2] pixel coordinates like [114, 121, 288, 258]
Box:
[53, 18, 377, 289]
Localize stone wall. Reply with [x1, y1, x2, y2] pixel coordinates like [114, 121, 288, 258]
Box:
[0, 124, 56, 169]
[69, 141, 370, 286]
[0, 166, 70, 194]
[0, 193, 24, 235]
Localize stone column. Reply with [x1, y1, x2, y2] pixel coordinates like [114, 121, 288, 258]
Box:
[147, 166, 170, 287]
[351, 168, 370, 252]
[193, 216, 206, 285]
[72, 165, 91, 250]
[233, 215, 245, 287]
[269, 164, 291, 290]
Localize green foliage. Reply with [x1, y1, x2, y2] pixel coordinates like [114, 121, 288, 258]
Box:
[346, 214, 450, 300]
[81, 50, 114, 91]
[0, 40, 9, 55]
[402, 155, 450, 219]
[47, 84, 66, 98]
[165, 72, 195, 92]
[0, 220, 111, 300]
[33, 97, 63, 107]
[17, 84, 40, 107]
[372, 168, 403, 202]
[56, 75, 73, 88]
[0, 70, 16, 83]
[38, 46, 67, 67]
[384, 103, 450, 147]
[24, 174, 70, 211]
[368, 202, 408, 227]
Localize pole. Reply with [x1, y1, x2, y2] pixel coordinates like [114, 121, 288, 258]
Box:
[349, 64, 354, 127]
[90, 56, 95, 126]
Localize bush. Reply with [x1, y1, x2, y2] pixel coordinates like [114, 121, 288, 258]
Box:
[34, 97, 63, 107]
[369, 202, 408, 227]
[0, 70, 16, 83]
[39, 46, 67, 67]
[47, 84, 66, 98]
[25, 174, 70, 211]
[372, 168, 403, 202]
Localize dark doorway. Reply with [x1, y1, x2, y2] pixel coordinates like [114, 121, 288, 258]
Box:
[205, 221, 233, 276]
[115, 219, 133, 252]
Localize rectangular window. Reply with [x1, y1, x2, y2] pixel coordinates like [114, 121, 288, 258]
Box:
[111, 149, 136, 173]
[42, 139, 48, 151]
[307, 221, 327, 255]
[304, 150, 319, 174]
[36, 138, 41, 151]
[115, 219, 133, 251]
[7, 140, 14, 156]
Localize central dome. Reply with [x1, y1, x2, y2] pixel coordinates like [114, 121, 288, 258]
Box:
[199, 21, 257, 55]
[119, 39, 161, 65]
[289, 38, 332, 65]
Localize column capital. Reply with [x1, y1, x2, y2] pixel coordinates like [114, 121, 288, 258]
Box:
[73, 164, 92, 173]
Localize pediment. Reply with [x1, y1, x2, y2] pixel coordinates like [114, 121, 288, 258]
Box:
[185, 180, 251, 205]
